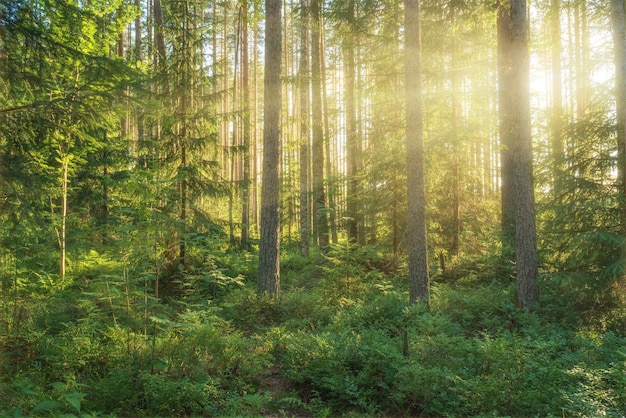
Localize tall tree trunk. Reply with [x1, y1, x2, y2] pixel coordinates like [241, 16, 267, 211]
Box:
[450, 6, 461, 257]
[550, 0, 564, 194]
[152, 0, 167, 72]
[320, 20, 337, 245]
[298, 0, 310, 257]
[253, 6, 260, 230]
[510, 0, 538, 310]
[311, 0, 329, 252]
[498, 3, 515, 253]
[405, 0, 429, 304]
[60, 156, 68, 280]
[612, 0, 626, 239]
[241, 0, 251, 250]
[344, 0, 358, 245]
[258, 0, 282, 297]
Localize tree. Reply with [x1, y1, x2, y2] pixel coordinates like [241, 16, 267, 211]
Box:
[612, 0, 626, 240]
[258, 0, 282, 297]
[550, 0, 564, 194]
[298, 0, 311, 257]
[498, 2, 516, 252]
[405, 0, 429, 304]
[509, 0, 538, 309]
[241, 0, 252, 250]
[343, 0, 358, 245]
[311, 0, 329, 252]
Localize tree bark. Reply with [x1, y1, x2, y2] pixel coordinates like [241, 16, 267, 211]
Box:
[510, 0, 539, 310]
[405, 0, 429, 304]
[550, 0, 564, 194]
[344, 0, 358, 245]
[241, 0, 251, 250]
[311, 0, 329, 252]
[258, 0, 282, 297]
[298, 0, 311, 257]
[498, 3, 515, 252]
[612, 0, 626, 238]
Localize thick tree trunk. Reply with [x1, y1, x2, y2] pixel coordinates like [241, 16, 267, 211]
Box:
[510, 0, 539, 310]
[405, 0, 429, 304]
[258, 0, 282, 297]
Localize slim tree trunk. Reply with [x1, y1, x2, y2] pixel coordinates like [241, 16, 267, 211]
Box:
[510, 0, 539, 310]
[241, 0, 251, 250]
[405, 0, 429, 304]
[320, 15, 337, 245]
[612, 0, 626, 238]
[258, 0, 282, 297]
[60, 157, 68, 280]
[311, 0, 329, 252]
[344, 1, 358, 244]
[498, 3, 515, 252]
[298, 0, 310, 256]
[550, 0, 564, 194]
[152, 0, 167, 72]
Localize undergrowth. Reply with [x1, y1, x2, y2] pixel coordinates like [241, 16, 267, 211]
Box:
[1, 245, 625, 417]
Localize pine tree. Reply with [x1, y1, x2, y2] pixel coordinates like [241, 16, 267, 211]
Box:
[258, 0, 282, 297]
[405, 0, 429, 304]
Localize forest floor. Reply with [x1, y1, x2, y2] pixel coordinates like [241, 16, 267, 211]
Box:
[1, 246, 626, 417]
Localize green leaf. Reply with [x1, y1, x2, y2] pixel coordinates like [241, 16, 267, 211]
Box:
[32, 400, 61, 413]
[65, 392, 86, 413]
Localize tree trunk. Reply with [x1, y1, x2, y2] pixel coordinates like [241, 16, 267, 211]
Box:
[241, 0, 251, 250]
[405, 0, 429, 304]
[498, 3, 515, 253]
[60, 157, 68, 280]
[612, 0, 626, 238]
[152, 0, 167, 71]
[258, 0, 282, 297]
[550, 0, 564, 194]
[344, 1, 358, 244]
[311, 0, 329, 252]
[298, 0, 310, 257]
[510, 0, 539, 310]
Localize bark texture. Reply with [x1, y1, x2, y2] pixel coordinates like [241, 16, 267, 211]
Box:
[510, 0, 539, 310]
[405, 0, 429, 304]
[258, 0, 282, 297]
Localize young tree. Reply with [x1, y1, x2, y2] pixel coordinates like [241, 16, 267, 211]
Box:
[405, 0, 429, 304]
[258, 0, 282, 297]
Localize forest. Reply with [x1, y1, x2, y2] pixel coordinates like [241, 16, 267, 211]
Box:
[1, 0, 626, 416]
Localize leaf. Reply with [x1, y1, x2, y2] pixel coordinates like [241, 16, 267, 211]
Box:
[32, 400, 61, 413]
[64, 392, 86, 413]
